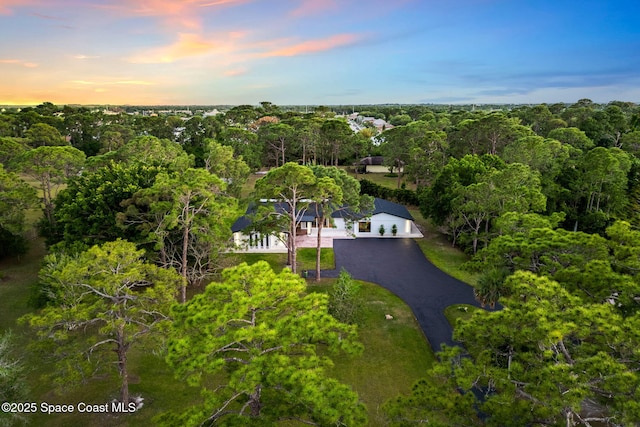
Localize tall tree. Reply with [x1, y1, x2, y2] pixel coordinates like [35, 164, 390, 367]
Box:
[24, 122, 66, 147]
[285, 117, 322, 165]
[202, 139, 250, 198]
[223, 104, 261, 127]
[114, 135, 194, 170]
[51, 162, 162, 248]
[179, 116, 220, 167]
[0, 164, 37, 258]
[421, 154, 497, 244]
[449, 162, 545, 254]
[18, 145, 85, 227]
[254, 163, 316, 273]
[454, 271, 640, 426]
[320, 119, 352, 166]
[307, 173, 341, 281]
[502, 135, 573, 212]
[23, 240, 182, 404]
[0, 332, 30, 427]
[386, 271, 640, 426]
[122, 168, 238, 302]
[162, 261, 366, 426]
[64, 111, 103, 156]
[575, 147, 631, 215]
[220, 127, 263, 170]
[0, 137, 27, 170]
[257, 122, 294, 167]
[448, 112, 530, 157]
[548, 127, 595, 151]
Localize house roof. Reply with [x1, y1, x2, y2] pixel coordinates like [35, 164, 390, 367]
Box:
[232, 198, 413, 232]
[358, 156, 385, 166]
[371, 197, 413, 220]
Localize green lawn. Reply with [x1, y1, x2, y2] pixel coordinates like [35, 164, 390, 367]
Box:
[296, 247, 335, 271]
[309, 280, 434, 426]
[227, 248, 335, 273]
[340, 167, 417, 191]
[408, 207, 480, 287]
[444, 304, 479, 326]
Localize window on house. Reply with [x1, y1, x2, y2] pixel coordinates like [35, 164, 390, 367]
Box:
[358, 221, 371, 233]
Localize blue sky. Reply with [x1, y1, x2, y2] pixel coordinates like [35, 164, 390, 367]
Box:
[1, 0, 639, 105]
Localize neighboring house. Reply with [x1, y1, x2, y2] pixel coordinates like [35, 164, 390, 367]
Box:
[356, 116, 393, 133]
[357, 156, 403, 174]
[231, 198, 423, 252]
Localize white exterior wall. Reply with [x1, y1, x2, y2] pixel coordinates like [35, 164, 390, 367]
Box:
[365, 165, 403, 173]
[357, 213, 411, 237]
[333, 218, 347, 230]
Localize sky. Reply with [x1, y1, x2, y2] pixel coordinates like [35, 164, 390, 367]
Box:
[1, 0, 639, 106]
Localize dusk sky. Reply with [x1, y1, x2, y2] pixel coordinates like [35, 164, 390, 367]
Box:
[1, 0, 639, 106]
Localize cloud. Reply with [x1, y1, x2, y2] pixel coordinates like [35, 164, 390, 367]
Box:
[72, 54, 100, 60]
[95, 0, 250, 31]
[224, 67, 248, 76]
[30, 11, 64, 20]
[127, 32, 219, 63]
[70, 79, 154, 86]
[0, 0, 33, 15]
[0, 59, 38, 67]
[262, 33, 361, 57]
[290, 0, 337, 17]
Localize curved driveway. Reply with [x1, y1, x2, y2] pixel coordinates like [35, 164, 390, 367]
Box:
[318, 238, 494, 352]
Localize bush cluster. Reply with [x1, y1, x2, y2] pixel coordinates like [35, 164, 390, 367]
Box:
[359, 179, 419, 206]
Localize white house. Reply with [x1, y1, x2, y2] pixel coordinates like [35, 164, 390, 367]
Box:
[231, 198, 422, 252]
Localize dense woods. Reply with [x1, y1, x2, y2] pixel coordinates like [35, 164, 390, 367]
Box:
[2, 99, 640, 425]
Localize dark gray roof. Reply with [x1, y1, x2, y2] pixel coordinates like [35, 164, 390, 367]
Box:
[231, 201, 289, 232]
[358, 156, 385, 166]
[372, 198, 414, 220]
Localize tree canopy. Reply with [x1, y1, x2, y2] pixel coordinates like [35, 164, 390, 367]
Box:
[162, 261, 366, 426]
[23, 240, 182, 404]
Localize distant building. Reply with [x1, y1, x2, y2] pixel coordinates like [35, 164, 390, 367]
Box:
[357, 156, 402, 174]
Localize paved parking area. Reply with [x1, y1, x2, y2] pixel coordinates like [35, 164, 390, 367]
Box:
[317, 239, 495, 352]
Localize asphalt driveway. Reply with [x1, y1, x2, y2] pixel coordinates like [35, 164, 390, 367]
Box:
[317, 238, 492, 352]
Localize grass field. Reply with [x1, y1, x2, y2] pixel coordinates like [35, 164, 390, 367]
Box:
[225, 247, 335, 273]
[342, 168, 417, 191]
[308, 280, 434, 426]
[408, 207, 480, 286]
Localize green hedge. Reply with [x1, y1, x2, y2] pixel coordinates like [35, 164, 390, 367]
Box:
[359, 179, 419, 206]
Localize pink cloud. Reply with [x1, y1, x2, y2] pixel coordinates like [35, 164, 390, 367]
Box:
[95, 0, 250, 31]
[290, 0, 337, 17]
[70, 79, 154, 86]
[0, 0, 33, 15]
[0, 58, 38, 67]
[72, 54, 100, 60]
[127, 32, 219, 63]
[30, 11, 63, 20]
[224, 67, 248, 77]
[262, 33, 360, 57]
